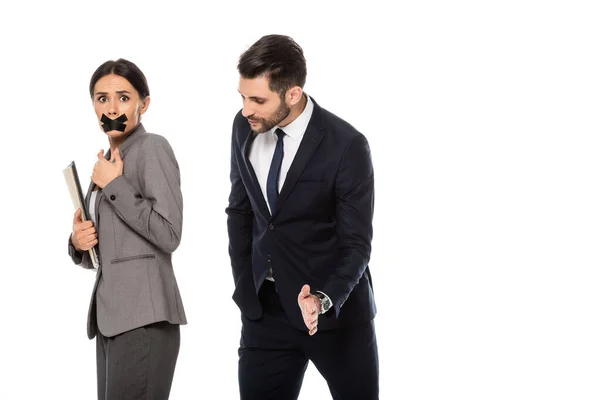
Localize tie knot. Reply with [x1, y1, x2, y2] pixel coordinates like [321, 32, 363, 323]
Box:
[275, 128, 285, 139]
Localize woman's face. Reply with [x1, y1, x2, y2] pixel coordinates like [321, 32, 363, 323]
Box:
[92, 73, 150, 140]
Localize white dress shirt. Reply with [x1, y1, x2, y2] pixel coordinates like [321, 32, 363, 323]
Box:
[249, 96, 314, 214]
[250, 96, 314, 282]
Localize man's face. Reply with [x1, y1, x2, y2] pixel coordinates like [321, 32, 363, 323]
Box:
[238, 75, 290, 133]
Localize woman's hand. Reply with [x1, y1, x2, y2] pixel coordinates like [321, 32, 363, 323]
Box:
[92, 148, 123, 189]
[71, 208, 98, 251]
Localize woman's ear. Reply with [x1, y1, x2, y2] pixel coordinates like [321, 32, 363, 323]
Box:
[139, 96, 151, 115]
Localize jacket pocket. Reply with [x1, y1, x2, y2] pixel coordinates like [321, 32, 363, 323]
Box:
[111, 254, 156, 264]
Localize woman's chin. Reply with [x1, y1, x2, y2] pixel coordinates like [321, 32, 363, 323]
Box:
[104, 129, 129, 140]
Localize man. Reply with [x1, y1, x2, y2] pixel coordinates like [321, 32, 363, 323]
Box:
[226, 34, 378, 400]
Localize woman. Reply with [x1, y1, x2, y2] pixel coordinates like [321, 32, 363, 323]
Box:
[68, 58, 187, 400]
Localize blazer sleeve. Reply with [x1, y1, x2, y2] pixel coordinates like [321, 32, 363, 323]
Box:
[102, 135, 183, 254]
[225, 121, 254, 283]
[321, 133, 374, 317]
[67, 234, 94, 269]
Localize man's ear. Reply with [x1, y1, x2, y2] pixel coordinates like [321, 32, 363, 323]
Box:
[287, 86, 304, 106]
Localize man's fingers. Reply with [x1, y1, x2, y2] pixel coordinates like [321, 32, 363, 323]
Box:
[299, 290, 321, 335]
[113, 148, 122, 162]
[305, 317, 317, 329]
[97, 150, 105, 160]
[298, 284, 311, 303]
[299, 298, 319, 317]
[299, 299, 311, 315]
[301, 302, 319, 333]
[305, 318, 316, 332]
[302, 284, 311, 297]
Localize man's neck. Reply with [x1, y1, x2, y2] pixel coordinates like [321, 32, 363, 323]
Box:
[279, 94, 308, 128]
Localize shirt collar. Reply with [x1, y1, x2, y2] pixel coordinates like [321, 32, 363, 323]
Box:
[271, 95, 314, 141]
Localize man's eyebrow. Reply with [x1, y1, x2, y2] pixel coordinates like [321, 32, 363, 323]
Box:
[238, 90, 267, 101]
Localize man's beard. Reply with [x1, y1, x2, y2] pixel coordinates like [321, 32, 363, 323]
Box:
[250, 98, 290, 133]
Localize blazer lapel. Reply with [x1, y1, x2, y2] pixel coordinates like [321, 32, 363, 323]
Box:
[242, 129, 271, 219]
[85, 123, 147, 207]
[275, 123, 324, 215]
[85, 149, 110, 215]
[116, 123, 146, 161]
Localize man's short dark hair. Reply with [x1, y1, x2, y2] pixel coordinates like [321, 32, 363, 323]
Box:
[238, 34, 307, 96]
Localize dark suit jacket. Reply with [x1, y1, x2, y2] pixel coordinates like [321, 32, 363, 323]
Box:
[226, 97, 376, 332]
[68, 124, 187, 339]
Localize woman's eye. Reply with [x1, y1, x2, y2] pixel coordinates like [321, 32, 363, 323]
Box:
[97, 96, 107, 103]
[119, 95, 129, 102]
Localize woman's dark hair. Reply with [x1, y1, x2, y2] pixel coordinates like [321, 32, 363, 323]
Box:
[89, 58, 150, 99]
[238, 34, 307, 96]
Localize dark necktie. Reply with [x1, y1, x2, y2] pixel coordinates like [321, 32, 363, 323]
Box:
[266, 128, 285, 214]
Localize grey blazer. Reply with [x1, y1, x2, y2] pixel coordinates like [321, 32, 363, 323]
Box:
[68, 124, 187, 339]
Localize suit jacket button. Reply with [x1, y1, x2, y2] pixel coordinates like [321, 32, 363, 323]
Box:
[269, 223, 274, 230]
[110, 195, 116, 201]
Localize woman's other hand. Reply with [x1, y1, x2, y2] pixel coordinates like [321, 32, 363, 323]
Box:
[71, 208, 98, 251]
[92, 148, 123, 189]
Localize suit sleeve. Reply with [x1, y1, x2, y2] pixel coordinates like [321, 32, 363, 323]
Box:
[102, 135, 183, 254]
[322, 134, 374, 317]
[225, 121, 254, 283]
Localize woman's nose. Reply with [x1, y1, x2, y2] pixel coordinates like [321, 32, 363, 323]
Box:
[107, 100, 119, 116]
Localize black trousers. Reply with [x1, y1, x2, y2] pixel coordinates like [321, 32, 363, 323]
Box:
[96, 321, 180, 400]
[238, 280, 379, 400]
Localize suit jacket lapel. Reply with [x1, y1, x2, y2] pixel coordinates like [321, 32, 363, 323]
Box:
[242, 129, 271, 219]
[116, 123, 146, 161]
[84, 123, 146, 211]
[275, 123, 324, 215]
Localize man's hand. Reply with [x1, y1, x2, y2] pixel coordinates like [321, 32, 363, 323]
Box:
[71, 208, 98, 251]
[92, 148, 123, 189]
[298, 284, 321, 336]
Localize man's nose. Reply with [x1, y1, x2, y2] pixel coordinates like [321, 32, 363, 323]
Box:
[241, 100, 254, 118]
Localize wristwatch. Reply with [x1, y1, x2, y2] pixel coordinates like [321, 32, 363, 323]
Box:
[313, 291, 332, 314]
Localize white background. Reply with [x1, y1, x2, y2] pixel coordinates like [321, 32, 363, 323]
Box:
[0, 1, 599, 399]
